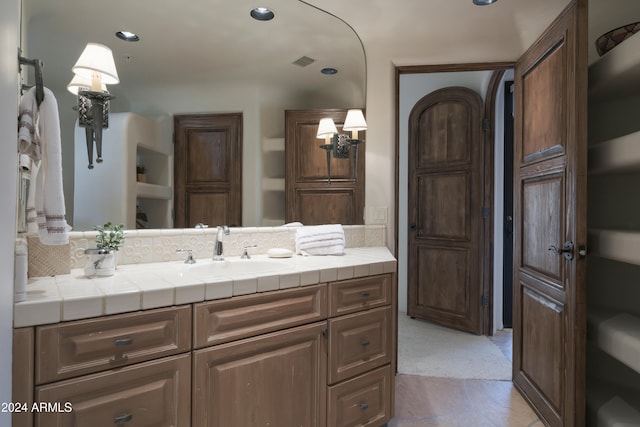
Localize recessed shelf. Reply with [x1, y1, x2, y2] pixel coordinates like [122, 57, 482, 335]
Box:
[262, 178, 285, 192]
[589, 130, 640, 174]
[261, 137, 285, 226]
[589, 309, 640, 375]
[261, 218, 285, 226]
[136, 182, 172, 200]
[587, 387, 640, 427]
[588, 229, 640, 266]
[262, 138, 285, 152]
[589, 32, 640, 102]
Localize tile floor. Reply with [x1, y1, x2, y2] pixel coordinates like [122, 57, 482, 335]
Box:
[389, 329, 543, 426]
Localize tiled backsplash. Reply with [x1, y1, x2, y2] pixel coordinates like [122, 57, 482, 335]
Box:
[66, 225, 387, 270]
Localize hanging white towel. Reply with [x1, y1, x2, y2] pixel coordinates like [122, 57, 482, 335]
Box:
[295, 224, 345, 256]
[18, 86, 69, 245]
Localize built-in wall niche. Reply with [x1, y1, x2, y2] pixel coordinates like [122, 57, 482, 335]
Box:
[73, 113, 171, 230]
[136, 146, 171, 188]
[586, 26, 640, 424]
[136, 198, 171, 229]
[261, 138, 285, 225]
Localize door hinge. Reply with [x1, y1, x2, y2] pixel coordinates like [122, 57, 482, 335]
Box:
[482, 118, 490, 131]
[481, 295, 490, 307]
[481, 206, 490, 218]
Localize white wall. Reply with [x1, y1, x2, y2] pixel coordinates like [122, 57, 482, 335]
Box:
[0, 0, 20, 421]
[397, 70, 492, 314]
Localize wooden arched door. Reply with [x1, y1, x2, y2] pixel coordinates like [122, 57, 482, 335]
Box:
[407, 87, 486, 334]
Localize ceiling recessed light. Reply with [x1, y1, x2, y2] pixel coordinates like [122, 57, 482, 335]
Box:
[472, 0, 497, 5]
[250, 7, 275, 21]
[321, 67, 338, 75]
[116, 31, 140, 42]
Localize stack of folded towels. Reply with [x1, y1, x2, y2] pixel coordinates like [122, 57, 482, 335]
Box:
[295, 224, 345, 256]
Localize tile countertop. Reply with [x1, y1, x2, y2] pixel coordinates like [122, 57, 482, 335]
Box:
[15, 247, 397, 328]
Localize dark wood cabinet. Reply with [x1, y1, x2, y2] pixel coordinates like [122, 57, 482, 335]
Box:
[285, 110, 365, 225]
[13, 270, 396, 427]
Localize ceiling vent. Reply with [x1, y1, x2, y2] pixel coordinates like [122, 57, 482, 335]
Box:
[292, 56, 316, 67]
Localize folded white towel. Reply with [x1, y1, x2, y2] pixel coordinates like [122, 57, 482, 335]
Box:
[18, 86, 69, 245]
[296, 224, 345, 256]
[297, 232, 345, 245]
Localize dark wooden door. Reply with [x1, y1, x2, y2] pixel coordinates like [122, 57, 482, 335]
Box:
[407, 87, 485, 334]
[173, 113, 242, 228]
[285, 109, 365, 225]
[513, 0, 587, 425]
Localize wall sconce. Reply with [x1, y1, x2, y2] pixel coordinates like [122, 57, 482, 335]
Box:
[317, 118, 339, 184]
[316, 109, 367, 184]
[70, 43, 119, 169]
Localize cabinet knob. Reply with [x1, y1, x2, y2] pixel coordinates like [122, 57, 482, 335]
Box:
[361, 291, 371, 298]
[360, 339, 370, 347]
[359, 402, 369, 410]
[114, 412, 133, 425]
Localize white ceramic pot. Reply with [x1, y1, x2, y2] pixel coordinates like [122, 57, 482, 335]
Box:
[84, 248, 118, 277]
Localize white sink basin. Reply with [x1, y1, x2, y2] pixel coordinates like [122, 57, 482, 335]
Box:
[184, 258, 289, 277]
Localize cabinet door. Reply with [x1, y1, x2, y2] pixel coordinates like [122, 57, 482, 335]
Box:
[285, 109, 365, 225]
[193, 322, 327, 427]
[35, 354, 190, 427]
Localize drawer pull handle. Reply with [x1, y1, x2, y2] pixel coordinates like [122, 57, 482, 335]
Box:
[361, 339, 370, 347]
[114, 337, 133, 347]
[359, 402, 369, 410]
[361, 292, 371, 298]
[114, 412, 133, 425]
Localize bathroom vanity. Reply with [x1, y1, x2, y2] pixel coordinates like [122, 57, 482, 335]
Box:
[12, 246, 397, 427]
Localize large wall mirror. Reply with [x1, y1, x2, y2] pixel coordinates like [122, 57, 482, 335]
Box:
[21, 0, 366, 231]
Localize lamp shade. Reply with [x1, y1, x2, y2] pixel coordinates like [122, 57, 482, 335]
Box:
[67, 73, 106, 95]
[72, 43, 120, 85]
[316, 118, 338, 139]
[343, 109, 367, 131]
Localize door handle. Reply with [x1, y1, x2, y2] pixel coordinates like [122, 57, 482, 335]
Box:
[505, 215, 513, 234]
[548, 241, 574, 261]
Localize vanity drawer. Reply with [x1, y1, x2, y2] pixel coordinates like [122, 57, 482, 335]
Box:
[35, 305, 192, 384]
[329, 274, 391, 317]
[193, 284, 327, 348]
[328, 306, 392, 384]
[328, 365, 392, 427]
[35, 354, 191, 427]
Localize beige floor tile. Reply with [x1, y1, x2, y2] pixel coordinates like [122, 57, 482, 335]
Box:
[390, 374, 541, 427]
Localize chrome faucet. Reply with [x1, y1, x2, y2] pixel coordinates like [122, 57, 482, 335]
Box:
[213, 225, 230, 260]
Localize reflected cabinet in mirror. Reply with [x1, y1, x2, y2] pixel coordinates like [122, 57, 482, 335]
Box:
[285, 109, 365, 225]
[21, 0, 366, 230]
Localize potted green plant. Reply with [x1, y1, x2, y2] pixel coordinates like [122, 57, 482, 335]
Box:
[84, 222, 125, 277]
[136, 162, 147, 182]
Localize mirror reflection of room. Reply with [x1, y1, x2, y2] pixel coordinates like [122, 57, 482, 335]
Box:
[22, 0, 366, 231]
